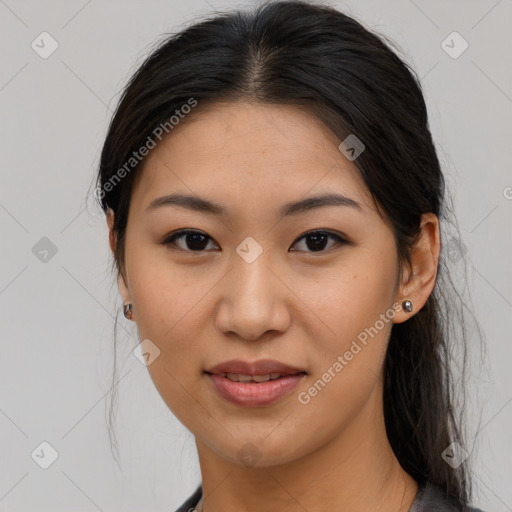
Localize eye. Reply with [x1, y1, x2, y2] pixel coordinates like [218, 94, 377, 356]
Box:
[161, 229, 219, 252]
[161, 229, 347, 254]
[290, 230, 348, 253]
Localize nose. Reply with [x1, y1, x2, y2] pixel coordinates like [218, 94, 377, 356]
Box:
[214, 251, 291, 341]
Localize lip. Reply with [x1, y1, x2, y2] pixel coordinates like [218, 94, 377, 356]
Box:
[204, 359, 307, 407]
[205, 358, 306, 376]
[206, 373, 307, 407]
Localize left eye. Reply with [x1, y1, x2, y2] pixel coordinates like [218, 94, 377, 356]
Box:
[161, 229, 347, 253]
[290, 230, 347, 253]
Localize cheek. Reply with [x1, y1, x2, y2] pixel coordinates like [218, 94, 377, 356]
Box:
[296, 276, 395, 439]
[302, 243, 397, 374]
[128, 258, 208, 425]
[124, 247, 209, 416]
[126, 242, 204, 334]
[303, 246, 396, 329]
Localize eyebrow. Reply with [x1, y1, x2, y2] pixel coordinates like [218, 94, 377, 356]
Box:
[145, 192, 362, 218]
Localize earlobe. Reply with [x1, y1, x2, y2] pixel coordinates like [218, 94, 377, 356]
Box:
[117, 271, 134, 320]
[393, 213, 440, 324]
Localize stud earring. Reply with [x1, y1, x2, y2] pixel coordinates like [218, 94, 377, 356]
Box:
[402, 300, 413, 313]
[123, 303, 133, 320]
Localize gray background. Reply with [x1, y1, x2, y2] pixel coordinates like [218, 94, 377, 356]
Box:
[1, 0, 511, 511]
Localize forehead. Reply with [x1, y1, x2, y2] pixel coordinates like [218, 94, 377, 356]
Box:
[130, 101, 374, 218]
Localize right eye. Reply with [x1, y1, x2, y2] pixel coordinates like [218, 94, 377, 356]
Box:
[161, 229, 219, 252]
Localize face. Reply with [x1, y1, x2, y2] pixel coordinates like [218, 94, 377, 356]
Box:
[111, 101, 416, 468]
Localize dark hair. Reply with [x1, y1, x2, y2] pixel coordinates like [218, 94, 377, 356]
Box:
[93, 0, 481, 507]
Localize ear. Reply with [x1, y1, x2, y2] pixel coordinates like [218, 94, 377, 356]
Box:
[106, 208, 132, 308]
[393, 212, 440, 324]
[106, 208, 116, 255]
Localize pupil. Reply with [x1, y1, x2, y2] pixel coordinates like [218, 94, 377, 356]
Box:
[187, 233, 208, 251]
[307, 233, 327, 251]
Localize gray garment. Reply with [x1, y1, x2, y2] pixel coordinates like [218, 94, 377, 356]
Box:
[409, 483, 485, 512]
[174, 483, 486, 512]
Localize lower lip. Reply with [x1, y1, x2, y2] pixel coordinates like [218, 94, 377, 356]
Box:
[206, 373, 307, 407]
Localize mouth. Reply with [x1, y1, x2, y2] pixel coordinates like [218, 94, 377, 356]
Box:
[205, 371, 307, 382]
[204, 359, 308, 406]
[204, 370, 308, 407]
[204, 358, 307, 377]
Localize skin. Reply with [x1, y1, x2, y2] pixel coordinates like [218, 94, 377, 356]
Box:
[107, 101, 440, 512]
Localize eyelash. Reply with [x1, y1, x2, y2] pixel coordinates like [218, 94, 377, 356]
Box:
[161, 229, 348, 254]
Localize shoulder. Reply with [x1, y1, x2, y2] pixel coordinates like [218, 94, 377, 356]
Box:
[173, 484, 202, 512]
[173, 482, 487, 512]
[410, 482, 486, 512]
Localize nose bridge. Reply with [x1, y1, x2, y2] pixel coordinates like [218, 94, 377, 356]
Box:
[233, 244, 273, 299]
[233, 237, 278, 308]
[214, 237, 290, 340]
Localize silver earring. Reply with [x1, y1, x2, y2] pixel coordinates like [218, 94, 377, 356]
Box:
[123, 303, 133, 320]
[402, 300, 413, 313]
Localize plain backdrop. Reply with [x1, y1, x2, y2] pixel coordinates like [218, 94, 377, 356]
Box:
[1, 1, 511, 511]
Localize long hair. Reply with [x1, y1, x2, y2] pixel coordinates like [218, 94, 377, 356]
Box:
[93, 1, 480, 507]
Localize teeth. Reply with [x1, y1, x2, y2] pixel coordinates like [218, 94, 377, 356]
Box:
[224, 372, 283, 382]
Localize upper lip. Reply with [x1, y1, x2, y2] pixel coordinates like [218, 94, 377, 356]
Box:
[205, 359, 307, 376]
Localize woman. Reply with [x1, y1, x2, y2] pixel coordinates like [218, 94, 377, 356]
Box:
[95, 1, 485, 510]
